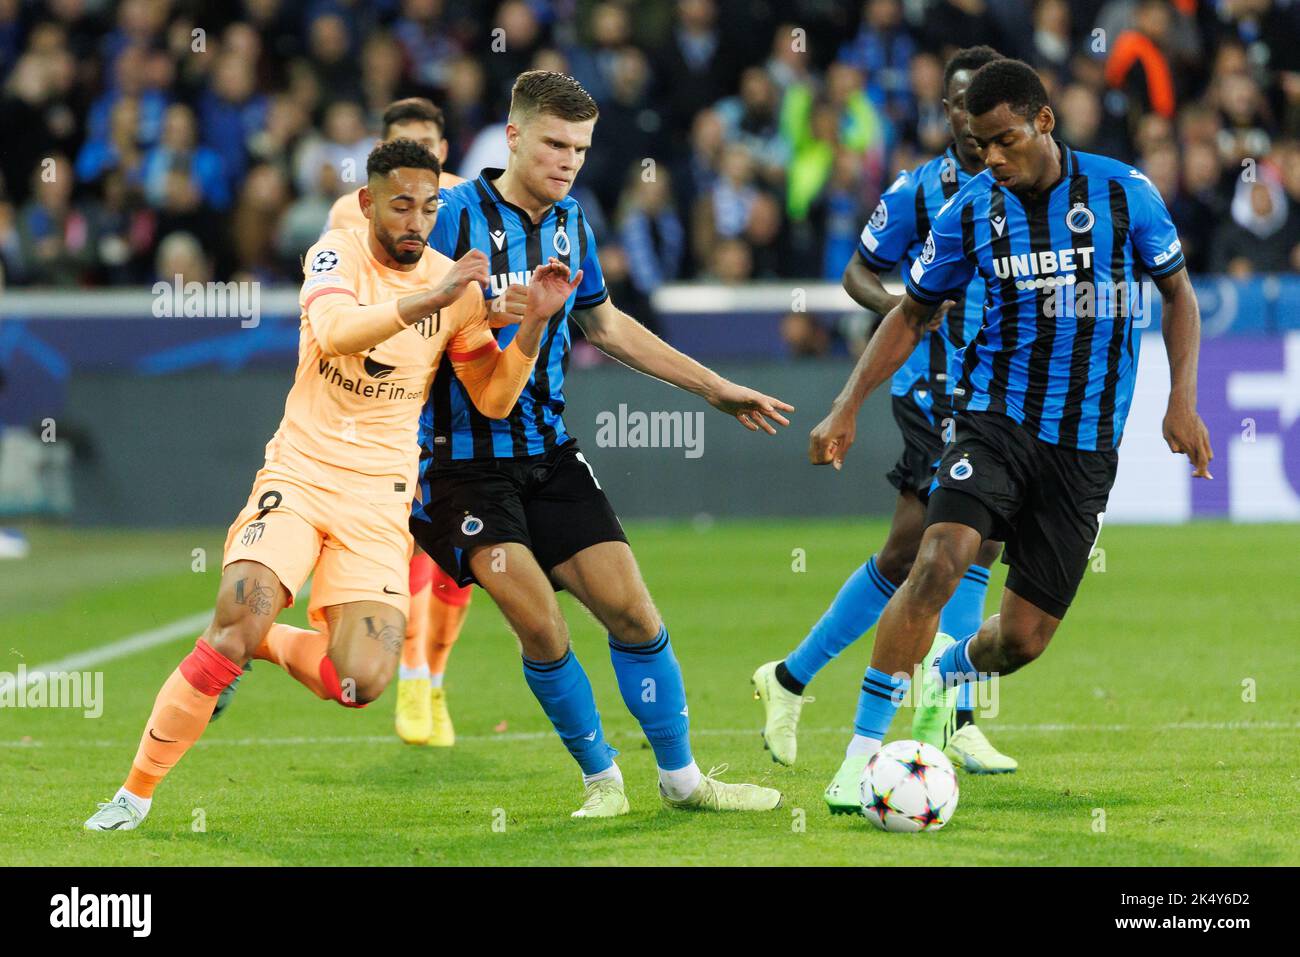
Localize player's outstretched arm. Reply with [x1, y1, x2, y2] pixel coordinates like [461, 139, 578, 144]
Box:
[1155, 268, 1213, 479]
[568, 297, 794, 434]
[308, 250, 492, 358]
[454, 259, 582, 418]
[809, 292, 940, 469]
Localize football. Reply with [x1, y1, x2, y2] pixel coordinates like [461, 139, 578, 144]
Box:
[860, 740, 960, 832]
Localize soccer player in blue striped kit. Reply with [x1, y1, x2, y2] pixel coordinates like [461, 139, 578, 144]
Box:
[410, 71, 795, 818]
[807, 59, 1213, 812]
[753, 47, 1018, 775]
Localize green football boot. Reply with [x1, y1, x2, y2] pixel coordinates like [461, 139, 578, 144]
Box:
[945, 723, 1018, 774]
[911, 632, 958, 748]
[751, 660, 809, 766]
[823, 753, 871, 815]
[661, 765, 783, 812]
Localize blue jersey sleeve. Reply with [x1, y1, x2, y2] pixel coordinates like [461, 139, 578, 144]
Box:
[904, 196, 975, 304]
[857, 170, 919, 271]
[573, 213, 608, 310]
[428, 194, 462, 258]
[1125, 170, 1185, 278]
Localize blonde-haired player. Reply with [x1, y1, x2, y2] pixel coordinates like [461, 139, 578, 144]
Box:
[84, 139, 581, 831]
[326, 97, 474, 748]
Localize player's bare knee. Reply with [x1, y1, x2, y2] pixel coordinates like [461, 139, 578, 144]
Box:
[351, 663, 395, 704]
[202, 614, 266, 664]
[975, 539, 1003, 569]
[511, 607, 569, 659]
[1000, 624, 1051, 670]
[327, 649, 394, 704]
[906, 539, 964, 610]
[604, 597, 661, 645]
[875, 545, 914, 586]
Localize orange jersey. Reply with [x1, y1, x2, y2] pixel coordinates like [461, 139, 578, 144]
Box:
[326, 172, 467, 232]
[267, 226, 493, 500]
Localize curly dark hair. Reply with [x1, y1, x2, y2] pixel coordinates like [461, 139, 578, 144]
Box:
[943, 46, 1003, 98]
[366, 137, 442, 181]
[965, 58, 1049, 120]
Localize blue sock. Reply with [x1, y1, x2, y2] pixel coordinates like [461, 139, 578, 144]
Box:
[521, 649, 616, 775]
[936, 635, 978, 688]
[940, 565, 990, 710]
[608, 627, 693, 771]
[785, 555, 898, 687]
[855, 666, 910, 740]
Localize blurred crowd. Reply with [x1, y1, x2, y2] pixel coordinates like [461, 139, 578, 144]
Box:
[2, 0, 1300, 299]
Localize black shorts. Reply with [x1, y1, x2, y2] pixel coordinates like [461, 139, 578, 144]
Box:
[885, 394, 948, 499]
[926, 411, 1117, 619]
[409, 440, 627, 588]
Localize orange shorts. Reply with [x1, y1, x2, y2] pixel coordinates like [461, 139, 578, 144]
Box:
[222, 465, 413, 626]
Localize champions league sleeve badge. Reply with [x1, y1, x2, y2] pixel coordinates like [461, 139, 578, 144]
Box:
[310, 249, 340, 273]
[868, 200, 888, 232]
[920, 232, 937, 265]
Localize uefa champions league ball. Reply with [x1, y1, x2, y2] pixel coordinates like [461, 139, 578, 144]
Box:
[860, 740, 960, 832]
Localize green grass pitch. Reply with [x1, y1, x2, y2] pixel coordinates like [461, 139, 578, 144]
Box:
[2, 520, 1297, 866]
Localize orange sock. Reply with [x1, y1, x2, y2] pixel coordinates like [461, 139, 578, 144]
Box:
[124, 639, 243, 799]
[253, 622, 330, 699]
[401, 582, 432, 672]
[427, 596, 468, 679]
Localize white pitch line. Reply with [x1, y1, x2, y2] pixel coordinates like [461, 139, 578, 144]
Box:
[0, 609, 211, 697]
[3, 720, 1296, 748]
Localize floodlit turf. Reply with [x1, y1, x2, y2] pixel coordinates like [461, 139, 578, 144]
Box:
[2, 520, 1297, 866]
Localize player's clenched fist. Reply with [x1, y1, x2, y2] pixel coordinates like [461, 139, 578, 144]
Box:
[809, 405, 857, 470]
[430, 249, 491, 309]
[508, 257, 583, 327]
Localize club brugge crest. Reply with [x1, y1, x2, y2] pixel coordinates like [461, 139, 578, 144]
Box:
[553, 226, 571, 256]
[461, 514, 484, 536]
[1066, 202, 1095, 234]
[920, 232, 937, 265]
[949, 458, 973, 481]
[310, 249, 339, 273]
[868, 199, 888, 231]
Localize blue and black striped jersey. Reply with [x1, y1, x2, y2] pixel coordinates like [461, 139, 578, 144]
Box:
[857, 145, 987, 422]
[418, 168, 608, 470]
[905, 143, 1185, 452]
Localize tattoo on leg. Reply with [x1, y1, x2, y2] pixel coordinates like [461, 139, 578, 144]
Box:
[233, 577, 275, 616]
[363, 615, 403, 655]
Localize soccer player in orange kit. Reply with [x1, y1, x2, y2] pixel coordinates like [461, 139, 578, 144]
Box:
[83, 139, 581, 831]
[324, 96, 474, 749]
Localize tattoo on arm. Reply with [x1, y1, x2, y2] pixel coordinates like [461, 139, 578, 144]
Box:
[363, 615, 403, 655]
[233, 577, 275, 616]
